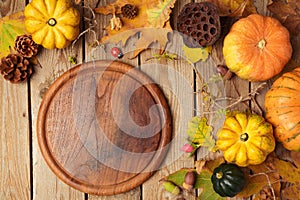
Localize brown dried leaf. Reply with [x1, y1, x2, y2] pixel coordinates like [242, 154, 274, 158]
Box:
[268, 0, 300, 61]
[207, 0, 257, 17]
[291, 151, 300, 167]
[95, 0, 175, 58]
[282, 185, 300, 200]
[94, 0, 130, 15]
[237, 156, 281, 198]
[195, 160, 206, 174]
[131, 23, 171, 58]
[273, 157, 300, 184]
[268, 0, 300, 35]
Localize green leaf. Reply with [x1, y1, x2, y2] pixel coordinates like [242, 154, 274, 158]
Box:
[0, 12, 27, 58]
[164, 159, 225, 199]
[147, 0, 177, 28]
[182, 45, 212, 63]
[196, 169, 225, 200]
[162, 181, 181, 195]
[166, 168, 189, 186]
[186, 116, 215, 151]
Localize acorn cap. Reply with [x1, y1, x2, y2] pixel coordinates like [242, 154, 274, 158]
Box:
[177, 2, 221, 47]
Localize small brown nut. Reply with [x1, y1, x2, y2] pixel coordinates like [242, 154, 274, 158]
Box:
[183, 171, 195, 191]
[216, 65, 228, 76]
[217, 65, 233, 80]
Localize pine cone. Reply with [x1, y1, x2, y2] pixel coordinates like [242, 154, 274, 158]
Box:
[14, 34, 39, 58]
[121, 4, 138, 19]
[0, 53, 34, 83]
[177, 2, 221, 47]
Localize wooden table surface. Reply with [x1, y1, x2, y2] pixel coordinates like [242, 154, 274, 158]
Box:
[1, 0, 273, 199]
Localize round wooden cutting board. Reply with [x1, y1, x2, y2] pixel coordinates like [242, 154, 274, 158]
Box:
[37, 60, 172, 196]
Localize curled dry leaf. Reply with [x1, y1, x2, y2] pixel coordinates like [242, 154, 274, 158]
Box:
[110, 14, 122, 30]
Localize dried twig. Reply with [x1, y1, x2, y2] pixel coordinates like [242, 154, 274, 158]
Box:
[223, 82, 267, 109]
[71, 5, 100, 50]
[250, 171, 277, 200]
[145, 52, 178, 62]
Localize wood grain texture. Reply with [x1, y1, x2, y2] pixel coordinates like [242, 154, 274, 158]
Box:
[84, 0, 143, 198]
[0, 0, 275, 199]
[30, 44, 84, 199]
[0, 0, 19, 17]
[0, 1, 31, 199]
[251, 0, 271, 116]
[37, 61, 172, 196]
[139, 0, 196, 198]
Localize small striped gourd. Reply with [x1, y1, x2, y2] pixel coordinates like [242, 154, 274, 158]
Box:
[265, 68, 300, 151]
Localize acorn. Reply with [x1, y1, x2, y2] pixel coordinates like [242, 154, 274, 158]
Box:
[183, 171, 196, 191]
[217, 65, 233, 80]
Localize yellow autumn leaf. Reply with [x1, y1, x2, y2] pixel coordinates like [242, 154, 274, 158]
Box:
[186, 116, 215, 151]
[95, 0, 176, 58]
[0, 12, 28, 58]
[182, 45, 212, 63]
[147, 0, 176, 28]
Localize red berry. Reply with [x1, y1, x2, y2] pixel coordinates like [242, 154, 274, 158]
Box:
[111, 47, 123, 58]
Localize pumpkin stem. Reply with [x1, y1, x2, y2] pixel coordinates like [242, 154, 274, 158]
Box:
[48, 18, 57, 26]
[240, 133, 249, 142]
[257, 39, 266, 50]
[216, 172, 223, 179]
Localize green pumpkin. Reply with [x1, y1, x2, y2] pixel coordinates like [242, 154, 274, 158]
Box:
[211, 163, 246, 197]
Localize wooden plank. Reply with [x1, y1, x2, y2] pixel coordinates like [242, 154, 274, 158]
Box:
[0, 0, 21, 17]
[140, 1, 196, 199]
[0, 1, 31, 199]
[251, 0, 270, 115]
[84, 0, 141, 199]
[30, 14, 85, 200]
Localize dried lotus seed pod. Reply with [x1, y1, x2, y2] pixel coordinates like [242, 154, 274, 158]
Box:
[177, 2, 221, 47]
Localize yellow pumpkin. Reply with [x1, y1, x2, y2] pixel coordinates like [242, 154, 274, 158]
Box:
[223, 14, 292, 82]
[216, 112, 275, 167]
[24, 0, 80, 49]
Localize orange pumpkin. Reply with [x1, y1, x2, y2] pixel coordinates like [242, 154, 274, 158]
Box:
[265, 67, 300, 151]
[223, 14, 292, 82]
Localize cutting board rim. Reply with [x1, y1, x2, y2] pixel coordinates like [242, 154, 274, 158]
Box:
[36, 60, 172, 196]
